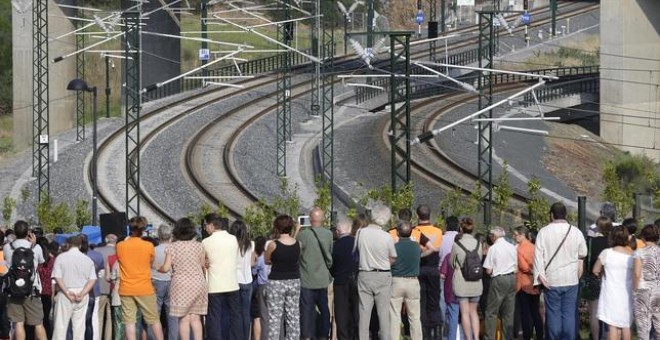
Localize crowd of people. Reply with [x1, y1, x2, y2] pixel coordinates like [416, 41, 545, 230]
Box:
[0, 201, 657, 340]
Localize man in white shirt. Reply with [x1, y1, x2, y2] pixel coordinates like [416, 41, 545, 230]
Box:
[482, 226, 517, 340]
[52, 235, 98, 339]
[533, 202, 587, 340]
[202, 214, 241, 340]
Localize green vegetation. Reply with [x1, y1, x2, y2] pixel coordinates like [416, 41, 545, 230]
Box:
[35, 194, 75, 233]
[526, 46, 599, 69]
[602, 153, 660, 218]
[438, 182, 481, 221]
[493, 162, 513, 225]
[525, 177, 550, 232]
[74, 199, 92, 229]
[2, 196, 16, 224]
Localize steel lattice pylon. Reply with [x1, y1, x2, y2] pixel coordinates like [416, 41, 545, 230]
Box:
[429, 0, 436, 60]
[75, 1, 86, 142]
[33, 0, 49, 200]
[123, 12, 141, 217]
[309, 0, 321, 116]
[276, 0, 292, 177]
[477, 12, 494, 226]
[321, 18, 335, 213]
[201, 0, 208, 77]
[389, 32, 412, 193]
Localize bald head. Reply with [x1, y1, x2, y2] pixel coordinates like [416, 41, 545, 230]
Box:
[310, 207, 325, 227]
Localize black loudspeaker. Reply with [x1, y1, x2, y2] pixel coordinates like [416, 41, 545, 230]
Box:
[428, 21, 438, 38]
[100, 212, 128, 240]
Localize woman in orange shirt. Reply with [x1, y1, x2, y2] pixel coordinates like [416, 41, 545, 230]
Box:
[513, 226, 543, 340]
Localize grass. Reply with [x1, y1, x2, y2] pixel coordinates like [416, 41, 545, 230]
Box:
[497, 35, 600, 70]
[0, 115, 11, 154]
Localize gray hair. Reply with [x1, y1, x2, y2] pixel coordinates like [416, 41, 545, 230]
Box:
[336, 217, 352, 235]
[371, 204, 392, 227]
[600, 202, 616, 221]
[104, 234, 118, 245]
[157, 224, 173, 242]
[489, 226, 506, 238]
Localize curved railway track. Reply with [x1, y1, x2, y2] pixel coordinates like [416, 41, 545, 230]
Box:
[93, 1, 599, 222]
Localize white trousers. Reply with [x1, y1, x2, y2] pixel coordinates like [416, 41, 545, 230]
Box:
[53, 289, 89, 340]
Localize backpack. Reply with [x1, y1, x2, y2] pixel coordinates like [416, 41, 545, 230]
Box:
[6, 243, 37, 298]
[456, 240, 483, 281]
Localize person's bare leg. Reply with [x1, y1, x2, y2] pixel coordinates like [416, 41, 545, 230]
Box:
[459, 300, 472, 340]
[190, 315, 203, 340]
[125, 323, 137, 340]
[179, 315, 191, 340]
[253, 317, 261, 340]
[34, 324, 47, 340]
[621, 327, 631, 340]
[589, 300, 599, 340]
[149, 321, 164, 340]
[469, 302, 480, 340]
[13, 322, 25, 340]
[607, 325, 618, 340]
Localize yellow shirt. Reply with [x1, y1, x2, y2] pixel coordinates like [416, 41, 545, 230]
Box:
[202, 230, 239, 293]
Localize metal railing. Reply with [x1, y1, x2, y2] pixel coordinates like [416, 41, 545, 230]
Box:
[143, 49, 311, 103]
[522, 74, 599, 106]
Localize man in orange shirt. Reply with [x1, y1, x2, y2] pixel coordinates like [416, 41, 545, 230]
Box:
[411, 204, 443, 338]
[116, 217, 164, 340]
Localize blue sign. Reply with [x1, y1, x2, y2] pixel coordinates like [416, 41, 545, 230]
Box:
[416, 11, 424, 24]
[521, 12, 531, 25]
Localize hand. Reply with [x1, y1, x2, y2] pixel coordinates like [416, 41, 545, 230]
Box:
[65, 291, 77, 302]
[27, 232, 37, 245]
[539, 275, 550, 289]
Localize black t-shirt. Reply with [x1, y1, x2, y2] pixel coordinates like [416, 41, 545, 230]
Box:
[586, 236, 609, 271]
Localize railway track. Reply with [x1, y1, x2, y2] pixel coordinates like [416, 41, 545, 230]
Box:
[93, 1, 599, 223]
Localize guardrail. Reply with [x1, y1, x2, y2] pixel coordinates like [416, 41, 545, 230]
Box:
[355, 65, 599, 104]
[143, 49, 311, 103]
[522, 74, 600, 106]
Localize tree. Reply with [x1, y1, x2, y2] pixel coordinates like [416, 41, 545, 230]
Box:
[36, 194, 74, 232]
[526, 177, 550, 232]
[74, 199, 92, 229]
[602, 161, 635, 219]
[313, 177, 333, 226]
[2, 196, 16, 224]
[493, 162, 513, 225]
[271, 178, 301, 219]
[243, 200, 276, 238]
[438, 185, 480, 220]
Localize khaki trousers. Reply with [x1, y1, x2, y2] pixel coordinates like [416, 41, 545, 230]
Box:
[53, 289, 89, 340]
[97, 295, 112, 340]
[389, 277, 422, 340]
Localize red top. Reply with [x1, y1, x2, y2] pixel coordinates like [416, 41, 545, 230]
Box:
[38, 255, 55, 296]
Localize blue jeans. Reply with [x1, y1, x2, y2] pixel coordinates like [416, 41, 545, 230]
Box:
[238, 283, 253, 340]
[446, 302, 463, 340]
[300, 287, 330, 339]
[544, 284, 578, 340]
[151, 280, 179, 340]
[207, 290, 241, 340]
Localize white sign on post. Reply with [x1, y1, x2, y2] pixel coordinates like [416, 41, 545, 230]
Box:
[199, 48, 210, 61]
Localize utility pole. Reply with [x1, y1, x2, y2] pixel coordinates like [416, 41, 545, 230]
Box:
[123, 11, 142, 217]
[389, 32, 412, 193]
[477, 11, 494, 226]
[105, 55, 111, 118]
[321, 3, 335, 214]
[33, 0, 49, 201]
[310, 0, 321, 116]
[75, 0, 85, 142]
[551, 0, 557, 37]
[276, 0, 293, 177]
[201, 0, 208, 77]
